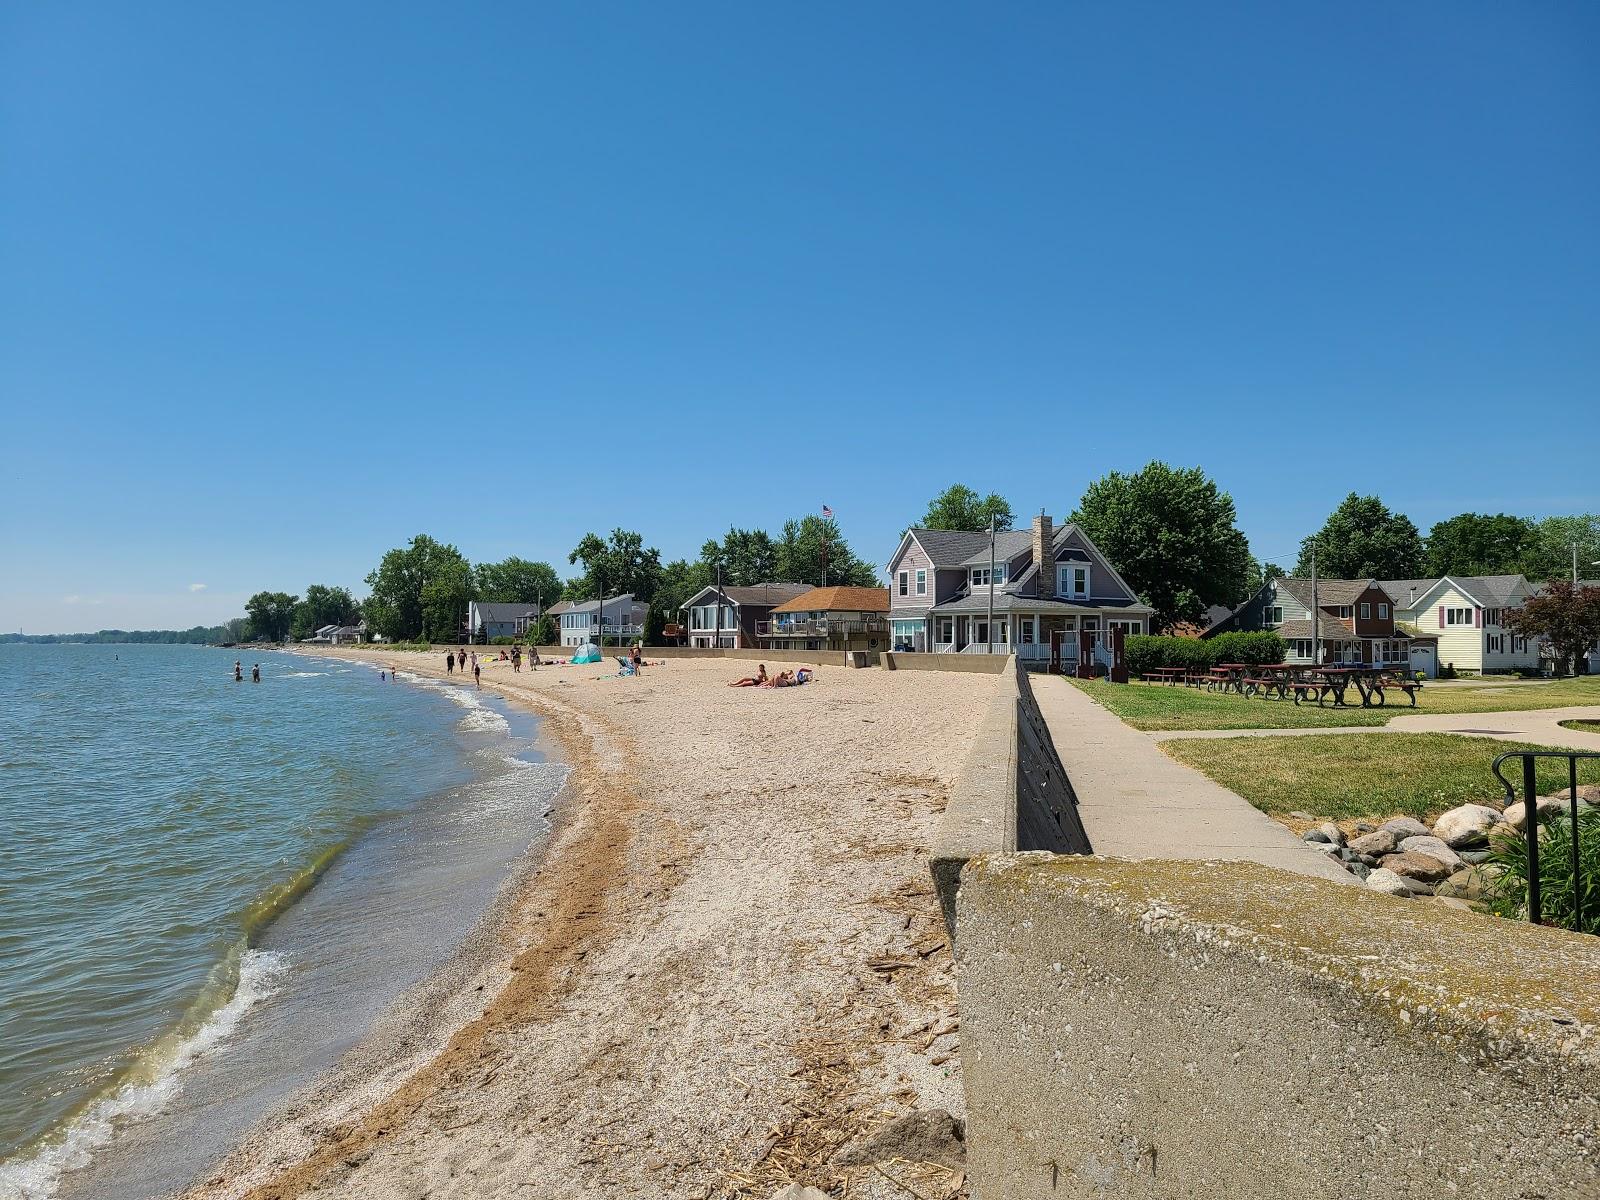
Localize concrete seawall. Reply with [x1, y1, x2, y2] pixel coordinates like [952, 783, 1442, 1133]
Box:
[955, 853, 1600, 1199]
[884, 652, 1009, 673]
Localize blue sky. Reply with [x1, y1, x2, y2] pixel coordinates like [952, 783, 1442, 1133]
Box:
[3, 3, 1596, 632]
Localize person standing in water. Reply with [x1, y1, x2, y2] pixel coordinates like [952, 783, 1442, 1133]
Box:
[251, 664, 261, 683]
[234, 661, 243, 681]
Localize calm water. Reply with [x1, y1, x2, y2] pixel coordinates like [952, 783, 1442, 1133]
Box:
[0, 644, 564, 1199]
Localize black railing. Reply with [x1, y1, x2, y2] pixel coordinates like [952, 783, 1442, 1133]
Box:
[1491, 750, 1599, 929]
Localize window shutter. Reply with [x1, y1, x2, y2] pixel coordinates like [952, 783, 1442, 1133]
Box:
[1475, 607, 1483, 628]
[1438, 606, 1445, 628]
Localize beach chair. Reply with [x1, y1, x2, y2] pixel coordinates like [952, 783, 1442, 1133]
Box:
[614, 656, 637, 676]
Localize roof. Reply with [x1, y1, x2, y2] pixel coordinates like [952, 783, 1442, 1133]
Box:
[903, 527, 995, 568]
[1274, 577, 1383, 609]
[1275, 617, 1364, 643]
[956, 530, 1035, 568]
[546, 600, 574, 615]
[679, 582, 812, 610]
[770, 586, 890, 614]
[1380, 574, 1529, 609]
[565, 593, 644, 614]
[470, 600, 539, 622]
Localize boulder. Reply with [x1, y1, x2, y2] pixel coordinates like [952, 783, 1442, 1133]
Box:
[1365, 868, 1413, 897]
[1379, 851, 1453, 885]
[1316, 822, 1346, 847]
[1503, 796, 1568, 831]
[1349, 829, 1396, 857]
[1550, 783, 1600, 803]
[1397, 835, 1464, 872]
[1431, 803, 1502, 848]
[1303, 828, 1333, 844]
[1381, 817, 1431, 840]
[1436, 866, 1497, 902]
[832, 1109, 966, 1169]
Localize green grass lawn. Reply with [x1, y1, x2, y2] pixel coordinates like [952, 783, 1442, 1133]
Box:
[1163, 733, 1600, 821]
[1071, 675, 1600, 732]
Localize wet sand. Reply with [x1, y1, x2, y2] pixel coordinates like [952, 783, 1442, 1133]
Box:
[182, 650, 996, 1200]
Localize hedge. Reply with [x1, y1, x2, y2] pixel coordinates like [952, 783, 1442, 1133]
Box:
[1124, 632, 1287, 676]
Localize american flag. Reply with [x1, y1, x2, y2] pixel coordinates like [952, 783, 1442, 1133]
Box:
[821, 504, 833, 518]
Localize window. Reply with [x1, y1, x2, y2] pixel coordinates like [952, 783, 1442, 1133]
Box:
[970, 565, 1008, 587]
[1290, 638, 1314, 659]
[1263, 606, 1283, 625]
[1359, 602, 1370, 619]
[898, 571, 908, 597]
[1058, 564, 1089, 597]
[1378, 603, 1389, 619]
[1445, 607, 1473, 626]
[1336, 606, 1353, 620]
[915, 569, 927, 596]
[1488, 634, 1503, 653]
[1484, 607, 1502, 626]
[936, 617, 954, 644]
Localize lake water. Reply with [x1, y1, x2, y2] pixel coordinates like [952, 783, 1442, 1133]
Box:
[0, 643, 565, 1199]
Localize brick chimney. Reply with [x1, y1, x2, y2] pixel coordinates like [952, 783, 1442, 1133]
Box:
[1033, 513, 1055, 598]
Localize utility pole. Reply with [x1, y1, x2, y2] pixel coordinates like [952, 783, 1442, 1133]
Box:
[1310, 546, 1320, 668]
[595, 578, 605, 647]
[714, 559, 725, 650]
[986, 513, 996, 654]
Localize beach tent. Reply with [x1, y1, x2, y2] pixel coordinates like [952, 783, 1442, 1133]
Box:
[570, 642, 603, 665]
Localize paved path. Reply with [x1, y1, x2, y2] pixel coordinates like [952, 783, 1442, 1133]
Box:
[1029, 674, 1354, 884]
[1146, 705, 1600, 751]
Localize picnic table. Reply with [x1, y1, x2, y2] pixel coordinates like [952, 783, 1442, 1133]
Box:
[1315, 666, 1422, 708]
[1141, 666, 1187, 686]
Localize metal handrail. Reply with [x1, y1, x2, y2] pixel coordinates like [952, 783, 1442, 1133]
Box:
[1491, 750, 1599, 929]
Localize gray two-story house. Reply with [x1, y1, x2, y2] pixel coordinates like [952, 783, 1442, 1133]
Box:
[884, 515, 1153, 664]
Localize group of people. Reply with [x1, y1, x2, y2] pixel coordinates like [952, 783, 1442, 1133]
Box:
[445, 650, 484, 688]
[233, 660, 260, 683]
[728, 663, 813, 688]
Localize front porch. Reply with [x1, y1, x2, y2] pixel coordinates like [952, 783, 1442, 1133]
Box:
[930, 612, 1142, 665]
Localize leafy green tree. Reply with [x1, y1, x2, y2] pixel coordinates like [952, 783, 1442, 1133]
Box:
[1296, 494, 1424, 580]
[245, 591, 299, 642]
[1071, 462, 1253, 631]
[921, 484, 1014, 532]
[364, 534, 475, 642]
[1524, 515, 1600, 584]
[774, 515, 879, 587]
[474, 557, 561, 607]
[643, 604, 666, 644]
[654, 558, 713, 617]
[532, 614, 557, 646]
[567, 529, 663, 603]
[699, 527, 778, 586]
[1505, 581, 1600, 676]
[290, 584, 361, 640]
[1423, 513, 1541, 578]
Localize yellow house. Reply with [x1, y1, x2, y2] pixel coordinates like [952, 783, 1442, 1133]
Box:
[1383, 575, 1539, 675]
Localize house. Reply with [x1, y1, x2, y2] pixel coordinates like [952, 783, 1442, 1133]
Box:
[762, 586, 889, 652]
[679, 582, 812, 649]
[884, 515, 1154, 665]
[1207, 577, 1425, 671]
[466, 600, 540, 642]
[556, 594, 648, 647]
[1382, 575, 1539, 675]
[329, 623, 364, 645]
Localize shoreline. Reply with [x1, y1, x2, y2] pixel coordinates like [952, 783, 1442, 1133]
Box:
[179, 651, 644, 1200]
[181, 647, 991, 1200]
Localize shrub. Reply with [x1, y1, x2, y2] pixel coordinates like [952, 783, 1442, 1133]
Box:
[1205, 631, 1286, 666]
[1484, 806, 1600, 936]
[1125, 635, 1214, 676]
[490, 635, 516, 645]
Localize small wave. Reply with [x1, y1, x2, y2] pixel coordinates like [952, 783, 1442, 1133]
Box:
[458, 708, 510, 734]
[277, 671, 327, 678]
[0, 949, 288, 1200]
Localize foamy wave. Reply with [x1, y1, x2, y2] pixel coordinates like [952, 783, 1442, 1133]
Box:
[447, 762, 570, 829]
[278, 671, 327, 678]
[458, 707, 510, 734]
[0, 949, 288, 1200]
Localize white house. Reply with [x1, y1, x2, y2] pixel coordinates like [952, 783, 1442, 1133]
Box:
[557, 594, 648, 647]
[1382, 575, 1540, 675]
[466, 600, 540, 642]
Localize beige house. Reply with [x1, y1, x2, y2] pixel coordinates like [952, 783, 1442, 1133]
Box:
[760, 586, 889, 653]
[1382, 575, 1539, 675]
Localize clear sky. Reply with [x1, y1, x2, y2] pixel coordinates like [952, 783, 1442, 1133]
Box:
[3, 2, 1596, 632]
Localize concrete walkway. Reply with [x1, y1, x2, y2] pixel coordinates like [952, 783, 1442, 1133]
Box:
[1029, 674, 1354, 884]
[1145, 705, 1600, 751]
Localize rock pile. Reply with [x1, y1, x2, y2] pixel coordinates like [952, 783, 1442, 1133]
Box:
[1302, 789, 1596, 901]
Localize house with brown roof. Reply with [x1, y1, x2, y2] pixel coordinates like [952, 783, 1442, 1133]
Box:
[761, 586, 890, 653]
[678, 582, 813, 649]
[1205, 576, 1430, 671]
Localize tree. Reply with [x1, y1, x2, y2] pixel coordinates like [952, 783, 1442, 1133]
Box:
[921, 484, 1014, 532]
[654, 558, 713, 618]
[567, 529, 664, 603]
[290, 584, 361, 641]
[773, 515, 879, 587]
[1505, 582, 1600, 676]
[245, 591, 299, 642]
[1523, 515, 1600, 584]
[532, 614, 557, 647]
[1296, 494, 1424, 579]
[474, 557, 561, 607]
[700, 527, 778, 586]
[1070, 462, 1253, 631]
[364, 534, 475, 642]
[1423, 513, 1541, 578]
[643, 604, 666, 645]
[1243, 555, 1285, 601]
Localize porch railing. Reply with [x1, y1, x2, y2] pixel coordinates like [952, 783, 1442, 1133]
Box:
[758, 617, 887, 637]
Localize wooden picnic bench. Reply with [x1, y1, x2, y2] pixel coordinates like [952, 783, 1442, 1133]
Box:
[1369, 675, 1423, 707]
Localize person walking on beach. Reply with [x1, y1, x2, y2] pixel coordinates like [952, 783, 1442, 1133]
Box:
[512, 646, 521, 673]
[472, 659, 481, 689]
[447, 651, 455, 675]
[251, 664, 261, 683]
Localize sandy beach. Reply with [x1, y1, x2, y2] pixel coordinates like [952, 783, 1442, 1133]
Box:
[182, 650, 995, 1200]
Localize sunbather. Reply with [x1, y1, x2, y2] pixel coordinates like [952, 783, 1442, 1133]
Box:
[729, 664, 769, 687]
